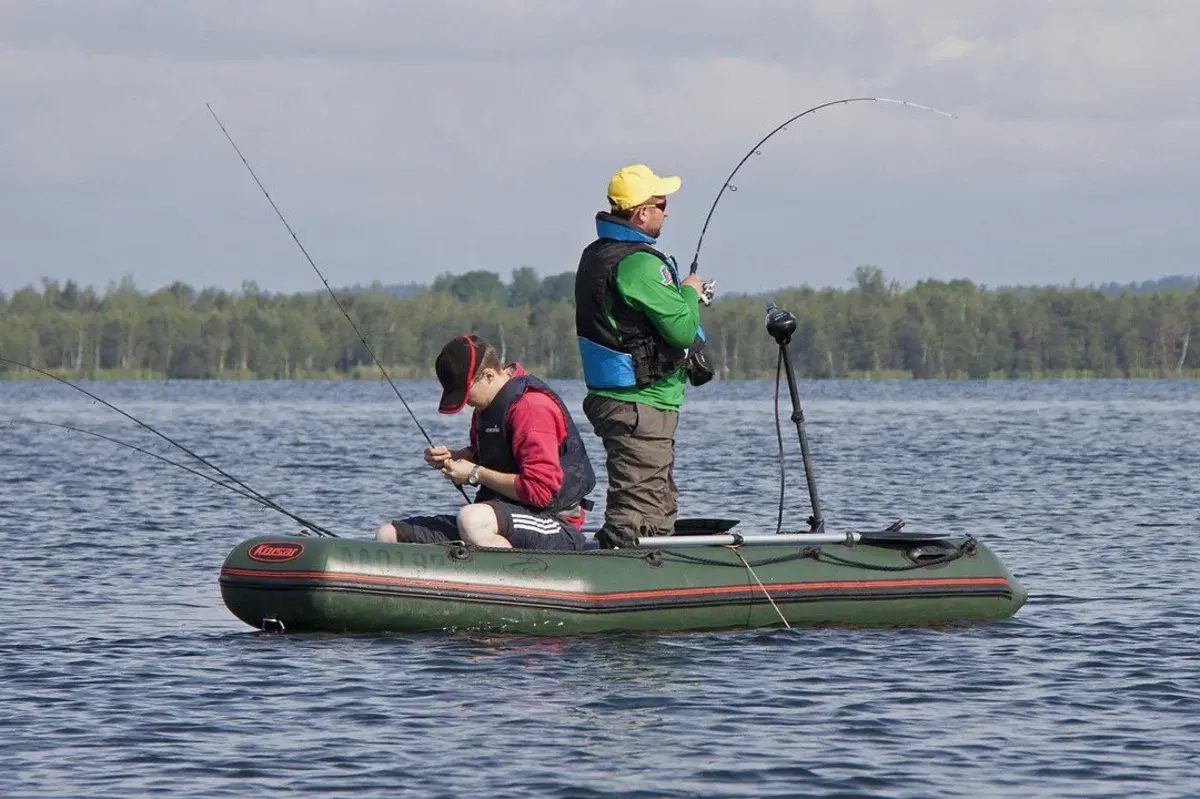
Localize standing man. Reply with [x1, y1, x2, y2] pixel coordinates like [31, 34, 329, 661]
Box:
[377, 335, 596, 550]
[574, 164, 715, 548]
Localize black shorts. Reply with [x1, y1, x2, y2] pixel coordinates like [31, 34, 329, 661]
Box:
[391, 499, 584, 551]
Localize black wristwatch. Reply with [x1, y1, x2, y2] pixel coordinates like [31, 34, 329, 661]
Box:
[467, 465, 481, 486]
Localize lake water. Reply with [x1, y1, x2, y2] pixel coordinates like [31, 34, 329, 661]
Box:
[1, 378, 1197, 798]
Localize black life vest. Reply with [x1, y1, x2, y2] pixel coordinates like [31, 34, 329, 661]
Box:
[574, 216, 689, 388]
[472, 374, 596, 514]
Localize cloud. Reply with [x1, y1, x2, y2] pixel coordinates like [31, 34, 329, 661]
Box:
[1, 1, 1198, 294]
[924, 36, 978, 63]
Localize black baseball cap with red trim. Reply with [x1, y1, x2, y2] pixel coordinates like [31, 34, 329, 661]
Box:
[435, 335, 484, 414]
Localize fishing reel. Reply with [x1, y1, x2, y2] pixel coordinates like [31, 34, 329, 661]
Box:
[764, 303, 798, 346]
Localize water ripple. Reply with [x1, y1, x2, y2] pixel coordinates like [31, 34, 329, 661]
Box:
[1, 380, 1198, 797]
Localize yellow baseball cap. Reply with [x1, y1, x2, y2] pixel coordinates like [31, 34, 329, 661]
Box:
[606, 164, 682, 211]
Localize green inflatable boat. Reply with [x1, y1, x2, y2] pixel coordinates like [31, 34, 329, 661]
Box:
[219, 523, 1026, 635]
[219, 305, 1027, 635]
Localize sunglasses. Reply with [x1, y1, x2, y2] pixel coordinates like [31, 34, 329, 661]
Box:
[641, 198, 667, 212]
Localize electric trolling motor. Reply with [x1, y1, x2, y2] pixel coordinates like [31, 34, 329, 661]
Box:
[765, 303, 824, 533]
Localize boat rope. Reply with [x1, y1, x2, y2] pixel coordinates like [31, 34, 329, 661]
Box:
[814, 539, 976, 571]
[645, 537, 975, 571]
[657, 547, 820, 569]
[728, 545, 792, 631]
[205, 104, 470, 506]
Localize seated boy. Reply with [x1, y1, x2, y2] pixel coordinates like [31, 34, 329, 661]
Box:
[377, 335, 595, 550]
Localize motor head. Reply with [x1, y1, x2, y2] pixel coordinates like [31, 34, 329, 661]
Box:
[764, 302, 798, 345]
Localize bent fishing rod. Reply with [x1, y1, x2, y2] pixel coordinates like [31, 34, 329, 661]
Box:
[0, 358, 339, 536]
[205, 103, 470, 504]
[689, 96, 957, 274]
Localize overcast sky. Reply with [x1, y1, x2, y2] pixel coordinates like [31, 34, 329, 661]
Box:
[1, 0, 1197, 296]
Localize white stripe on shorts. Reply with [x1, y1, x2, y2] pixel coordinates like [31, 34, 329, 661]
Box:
[511, 514, 565, 535]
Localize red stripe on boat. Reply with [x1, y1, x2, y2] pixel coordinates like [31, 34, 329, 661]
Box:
[220, 567, 1009, 602]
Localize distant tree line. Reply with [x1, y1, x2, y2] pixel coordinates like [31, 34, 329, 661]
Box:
[2, 266, 1197, 380]
[1092, 274, 1199, 296]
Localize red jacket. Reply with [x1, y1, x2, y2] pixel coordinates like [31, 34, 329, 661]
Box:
[469, 365, 585, 530]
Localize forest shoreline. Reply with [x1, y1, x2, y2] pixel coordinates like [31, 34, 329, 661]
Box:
[5, 368, 1200, 382]
[4, 267, 1197, 381]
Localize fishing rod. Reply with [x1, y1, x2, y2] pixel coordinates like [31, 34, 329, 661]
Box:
[0, 357, 338, 537]
[689, 96, 957, 274]
[12, 419, 337, 536]
[205, 103, 470, 504]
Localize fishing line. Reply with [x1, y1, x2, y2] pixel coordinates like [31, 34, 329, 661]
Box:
[689, 96, 957, 274]
[0, 357, 337, 537]
[12, 419, 338, 536]
[205, 103, 470, 504]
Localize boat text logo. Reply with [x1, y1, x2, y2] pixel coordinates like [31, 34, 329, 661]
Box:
[247, 542, 305, 563]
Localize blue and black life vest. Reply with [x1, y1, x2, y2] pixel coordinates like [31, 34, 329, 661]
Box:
[473, 375, 596, 514]
[575, 212, 703, 389]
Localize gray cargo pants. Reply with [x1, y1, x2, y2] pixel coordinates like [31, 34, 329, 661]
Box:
[582, 394, 679, 547]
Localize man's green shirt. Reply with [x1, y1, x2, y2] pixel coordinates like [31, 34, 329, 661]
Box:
[587, 250, 701, 412]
